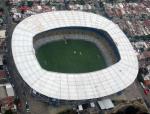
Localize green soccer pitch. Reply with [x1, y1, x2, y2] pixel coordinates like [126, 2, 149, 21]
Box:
[36, 39, 107, 73]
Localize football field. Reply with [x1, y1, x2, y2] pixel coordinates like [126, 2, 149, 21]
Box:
[36, 40, 106, 73]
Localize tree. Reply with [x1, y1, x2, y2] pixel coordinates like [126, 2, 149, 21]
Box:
[27, 1, 33, 7]
[76, 0, 85, 5]
[14, 97, 21, 106]
[125, 106, 139, 114]
[4, 109, 13, 114]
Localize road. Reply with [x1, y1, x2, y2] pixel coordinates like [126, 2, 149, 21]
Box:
[0, 0, 27, 114]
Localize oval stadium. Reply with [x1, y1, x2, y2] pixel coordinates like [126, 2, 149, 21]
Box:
[11, 11, 138, 101]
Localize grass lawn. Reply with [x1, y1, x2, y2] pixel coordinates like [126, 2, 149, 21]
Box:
[36, 39, 106, 73]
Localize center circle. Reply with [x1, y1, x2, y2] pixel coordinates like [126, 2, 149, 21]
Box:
[36, 39, 107, 73]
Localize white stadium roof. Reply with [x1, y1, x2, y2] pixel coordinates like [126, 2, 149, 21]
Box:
[12, 11, 138, 100]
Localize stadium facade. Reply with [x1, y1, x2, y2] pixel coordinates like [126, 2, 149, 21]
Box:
[11, 11, 138, 102]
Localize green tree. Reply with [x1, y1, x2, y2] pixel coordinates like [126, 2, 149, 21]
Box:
[4, 109, 13, 114]
[14, 97, 21, 106]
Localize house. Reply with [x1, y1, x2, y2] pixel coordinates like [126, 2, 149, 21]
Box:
[138, 51, 150, 66]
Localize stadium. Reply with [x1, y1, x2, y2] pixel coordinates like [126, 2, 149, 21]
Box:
[11, 11, 138, 102]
